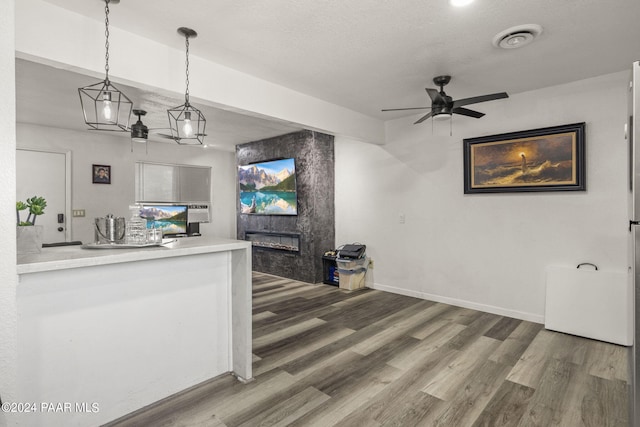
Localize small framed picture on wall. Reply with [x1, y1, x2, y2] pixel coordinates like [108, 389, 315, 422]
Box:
[92, 164, 111, 184]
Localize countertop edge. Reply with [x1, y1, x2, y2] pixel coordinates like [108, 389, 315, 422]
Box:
[17, 238, 251, 275]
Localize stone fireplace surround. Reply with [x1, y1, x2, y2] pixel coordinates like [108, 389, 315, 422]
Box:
[236, 130, 335, 284]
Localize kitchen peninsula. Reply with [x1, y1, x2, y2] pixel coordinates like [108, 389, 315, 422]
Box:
[16, 236, 252, 427]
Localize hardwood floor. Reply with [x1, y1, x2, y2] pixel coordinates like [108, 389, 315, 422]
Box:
[105, 272, 629, 427]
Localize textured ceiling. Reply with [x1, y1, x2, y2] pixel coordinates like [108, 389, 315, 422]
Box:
[19, 0, 640, 148]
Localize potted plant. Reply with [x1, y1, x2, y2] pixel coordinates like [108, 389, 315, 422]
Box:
[16, 196, 47, 254]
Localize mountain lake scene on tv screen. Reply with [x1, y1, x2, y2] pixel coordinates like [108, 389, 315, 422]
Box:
[139, 205, 188, 234]
[238, 158, 297, 215]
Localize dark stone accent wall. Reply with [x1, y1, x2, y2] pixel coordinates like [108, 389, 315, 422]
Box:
[236, 130, 335, 284]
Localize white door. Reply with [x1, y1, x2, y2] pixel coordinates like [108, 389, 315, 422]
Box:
[17, 149, 70, 244]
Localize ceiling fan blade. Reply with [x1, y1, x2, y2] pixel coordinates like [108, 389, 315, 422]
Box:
[452, 92, 508, 108]
[414, 111, 433, 124]
[426, 88, 444, 104]
[452, 107, 485, 118]
[381, 107, 431, 112]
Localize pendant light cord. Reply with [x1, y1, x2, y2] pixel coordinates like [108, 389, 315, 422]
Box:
[184, 35, 190, 105]
[104, 0, 111, 83]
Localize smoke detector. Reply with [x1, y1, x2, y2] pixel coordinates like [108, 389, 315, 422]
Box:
[492, 24, 543, 49]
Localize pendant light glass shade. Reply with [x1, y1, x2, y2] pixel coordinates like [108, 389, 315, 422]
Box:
[78, 0, 132, 132]
[168, 27, 206, 145]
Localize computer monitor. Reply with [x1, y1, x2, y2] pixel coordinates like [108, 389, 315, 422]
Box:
[139, 204, 188, 236]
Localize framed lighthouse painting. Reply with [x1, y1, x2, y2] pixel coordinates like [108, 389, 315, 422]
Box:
[463, 122, 585, 194]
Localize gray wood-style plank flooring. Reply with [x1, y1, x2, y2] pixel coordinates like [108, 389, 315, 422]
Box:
[105, 272, 629, 427]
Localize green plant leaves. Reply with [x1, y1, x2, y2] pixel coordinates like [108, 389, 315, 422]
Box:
[16, 196, 47, 226]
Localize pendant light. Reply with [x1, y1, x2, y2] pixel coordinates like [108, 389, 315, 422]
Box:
[78, 0, 132, 132]
[167, 27, 206, 145]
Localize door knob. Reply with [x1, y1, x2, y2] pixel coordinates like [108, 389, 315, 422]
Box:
[57, 227, 64, 232]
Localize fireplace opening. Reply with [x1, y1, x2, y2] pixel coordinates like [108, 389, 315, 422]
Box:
[245, 231, 301, 253]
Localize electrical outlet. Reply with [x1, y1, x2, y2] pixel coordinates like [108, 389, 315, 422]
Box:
[72, 209, 86, 217]
[399, 213, 406, 224]
[369, 259, 374, 269]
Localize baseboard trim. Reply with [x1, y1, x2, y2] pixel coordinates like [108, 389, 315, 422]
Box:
[367, 282, 544, 324]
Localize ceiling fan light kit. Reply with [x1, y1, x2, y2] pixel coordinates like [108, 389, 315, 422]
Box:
[167, 27, 207, 145]
[131, 109, 149, 143]
[78, 0, 133, 132]
[130, 108, 151, 153]
[433, 113, 452, 121]
[492, 24, 543, 50]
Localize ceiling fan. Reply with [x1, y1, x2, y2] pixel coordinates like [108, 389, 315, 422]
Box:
[130, 109, 206, 144]
[382, 75, 508, 124]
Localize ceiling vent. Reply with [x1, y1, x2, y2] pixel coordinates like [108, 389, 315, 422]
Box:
[492, 24, 543, 49]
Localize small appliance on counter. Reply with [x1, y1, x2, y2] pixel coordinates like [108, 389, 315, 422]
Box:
[87, 208, 173, 249]
[91, 202, 210, 247]
[131, 202, 210, 237]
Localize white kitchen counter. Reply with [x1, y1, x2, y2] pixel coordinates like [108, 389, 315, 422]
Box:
[17, 236, 249, 274]
[16, 236, 252, 427]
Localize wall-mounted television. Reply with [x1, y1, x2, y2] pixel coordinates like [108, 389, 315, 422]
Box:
[139, 204, 188, 236]
[238, 158, 297, 215]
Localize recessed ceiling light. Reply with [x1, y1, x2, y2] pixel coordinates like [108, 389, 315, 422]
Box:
[450, 0, 474, 6]
[492, 24, 543, 49]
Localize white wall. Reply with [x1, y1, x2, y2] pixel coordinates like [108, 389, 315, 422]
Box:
[17, 124, 237, 244]
[336, 71, 629, 322]
[0, 0, 17, 425]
